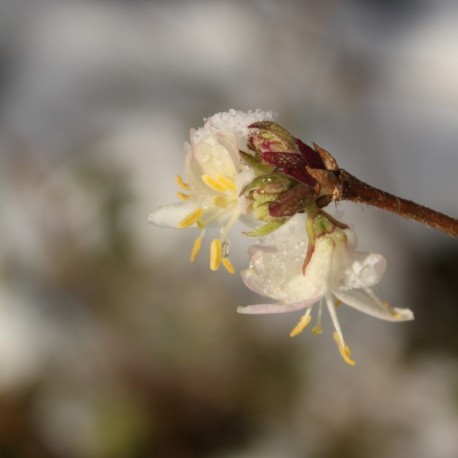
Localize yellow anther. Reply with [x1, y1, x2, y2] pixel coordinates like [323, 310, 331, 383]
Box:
[177, 208, 204, 228]
[210, 239, 222, 271]
[388, 307, 406, 320]
[176, 175, 190, 190]
[311, 324, 323, 335]
[216, 174, 236, 191]
[221, 257, 235, 274]
[202, 175, 227, 192]
[212, 195, 229, 208]
[190, 236, 202, 262]
[290, 311, 312, 337]
[333, 332, 356, 366]
[177, 191, 191, 200]
[385, 303, 400, 317]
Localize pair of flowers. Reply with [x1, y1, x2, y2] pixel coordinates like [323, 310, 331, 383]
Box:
[149, 110, 413, 365]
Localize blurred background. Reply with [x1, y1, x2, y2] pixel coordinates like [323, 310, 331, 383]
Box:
[0, 0, 458, 457]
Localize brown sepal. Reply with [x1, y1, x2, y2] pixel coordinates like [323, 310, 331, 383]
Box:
[313, 143, 339, 171]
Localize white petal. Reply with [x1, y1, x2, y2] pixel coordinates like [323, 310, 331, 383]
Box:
[193, 138, 237, 178]
[333, 289, 414, 322]
[350, 252, 387, 288]
[147, 201, 196, 228]
[282, 237, 334, 302]
[241, 220, 334, 304]
[237, 302, 310, 314]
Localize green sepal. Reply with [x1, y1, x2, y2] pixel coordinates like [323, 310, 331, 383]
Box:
[239, 151, 273, 175]
[241, 173, 293, 197]
[243, 220, 287, 237]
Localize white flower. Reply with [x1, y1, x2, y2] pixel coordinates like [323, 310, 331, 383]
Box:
[237, 214, 414, 365]
[148, 109, 276, 272]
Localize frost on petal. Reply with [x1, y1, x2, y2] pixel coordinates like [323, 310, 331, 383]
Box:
[282, 236, 334, 303]
[340, 252, 387, 290]
[192, 109, 277, 143]
[333, 289, 414, 322]
[148, 201, 197, 229]
[241, 217, 334, 305]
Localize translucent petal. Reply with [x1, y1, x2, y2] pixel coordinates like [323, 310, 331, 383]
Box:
[237, 302, 311, 314]
[148, 201, 196, 229]
[333, 289, 414, 322]
[281, 236, 334, 303]
[342, 252, 387, 290]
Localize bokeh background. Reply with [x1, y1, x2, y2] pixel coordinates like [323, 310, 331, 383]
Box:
[1, 1, 458, 457]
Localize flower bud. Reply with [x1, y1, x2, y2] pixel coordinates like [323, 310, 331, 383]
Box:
[242, 174, 294, 222]
[247, 121, 325, 189]
[247, 121, 298, 154]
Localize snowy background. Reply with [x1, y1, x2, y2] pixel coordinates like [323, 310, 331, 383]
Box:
[0, 1, 458, 457]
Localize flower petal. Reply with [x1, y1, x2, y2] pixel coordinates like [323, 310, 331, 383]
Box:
[343, 252, 387, 290]
[148, 201, 197, 229]
[333, 289, 414, 322]
[237, 302, 310, 314]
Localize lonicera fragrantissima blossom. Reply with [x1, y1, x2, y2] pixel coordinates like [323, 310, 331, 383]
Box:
[148, 109, 278, 272]
[237, 214, 414, 365]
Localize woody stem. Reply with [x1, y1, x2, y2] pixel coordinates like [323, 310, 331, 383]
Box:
[335, 169, 458, 237]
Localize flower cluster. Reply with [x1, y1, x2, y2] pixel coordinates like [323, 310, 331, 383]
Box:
[149, 110, 414, 364]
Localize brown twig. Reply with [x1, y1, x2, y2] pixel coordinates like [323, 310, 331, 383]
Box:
[335, 169, 458, 238]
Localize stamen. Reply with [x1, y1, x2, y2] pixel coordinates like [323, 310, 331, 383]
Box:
[216, 174, 236, 191]
[221, 257, 235, 274]
[190, 236, 202, 262]
[333, 332, 356, 366]
[290, 308, 312, 337]
[213, 195, 229, 208]
[177, 208, 204, 228]
[325, 294, 355, 365]
[177, 191, 191, 200]
[219, 209, 241, 242]
[312, 299, 323, 335]
[176, 175, 190, 190]
[210, 239, 223, 271]
[202, 175, 228, 192]
[365, 288, 396, 314]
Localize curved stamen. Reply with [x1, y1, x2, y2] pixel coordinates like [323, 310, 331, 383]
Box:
[325, 293, 356, 365]
[177, 208, 204, 228]
[312, 299, 324, 335]
[290, 308, 312, 337]
[176, 175, 190, 190]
